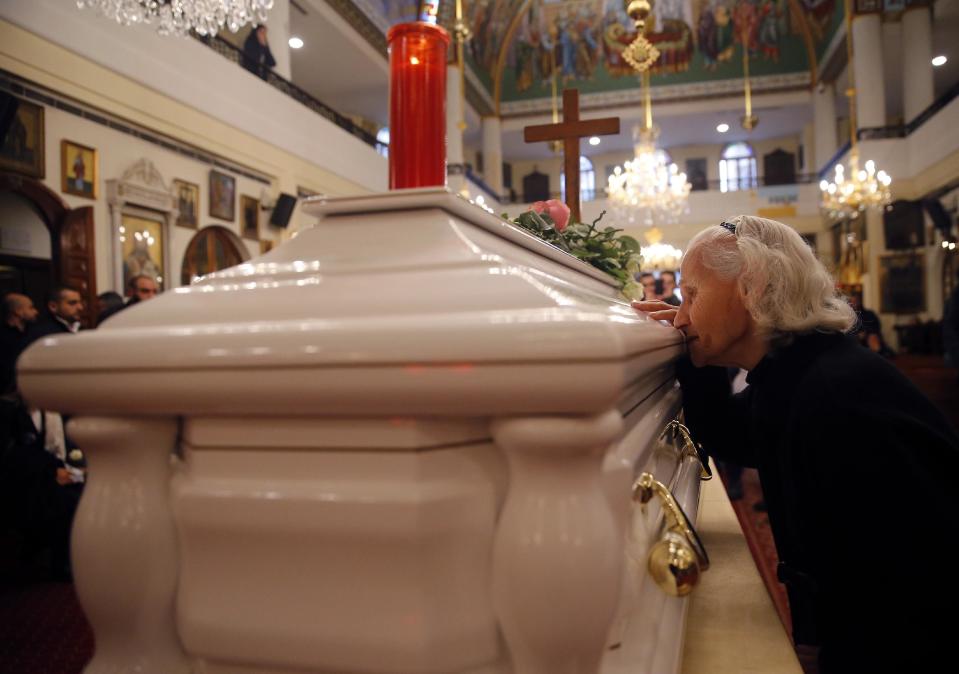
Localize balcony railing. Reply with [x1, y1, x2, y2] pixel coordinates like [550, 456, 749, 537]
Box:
[505, 173, 820, 205]
[196, 34, 388, 155]
[819, 80, 959, 178]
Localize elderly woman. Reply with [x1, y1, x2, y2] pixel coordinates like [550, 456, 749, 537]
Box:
[635, 215, 958, 674]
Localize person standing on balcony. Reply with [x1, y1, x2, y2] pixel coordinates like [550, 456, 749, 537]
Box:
[242, 25, 276, 81]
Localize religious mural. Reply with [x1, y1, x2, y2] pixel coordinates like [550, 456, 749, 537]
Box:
[463, 0, 842, 103]
[344, 0, 843, 107]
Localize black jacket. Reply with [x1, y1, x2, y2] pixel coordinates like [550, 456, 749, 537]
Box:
[678, 332, 959, 673]
[242, 32, 276, 80]
[25, 315, 74, 343]
[0, 323, 29, 396]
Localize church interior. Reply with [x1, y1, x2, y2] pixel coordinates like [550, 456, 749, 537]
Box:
[1, 1, 958, 673]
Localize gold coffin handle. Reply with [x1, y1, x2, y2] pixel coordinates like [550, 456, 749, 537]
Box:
[661, 420, 712, 481]
[633, 471, 710, 597]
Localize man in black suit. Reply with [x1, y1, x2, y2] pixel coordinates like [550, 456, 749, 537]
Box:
[242, 24, 276, 80]
[1, 292, 39, 451]
[1, 292, 38, 394]
[27, 285, 84, 342]
[635, 215, 959, 674]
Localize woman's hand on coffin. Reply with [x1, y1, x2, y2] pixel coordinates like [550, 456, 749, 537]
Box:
[632, 300, 679, 326]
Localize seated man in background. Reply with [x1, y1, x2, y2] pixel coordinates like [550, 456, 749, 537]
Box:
[849, 293, 894, 358]
[95, 291, 124, 326]
[97, 275, 159, 324]
[1, 292, 38, 448]
[126, 273, 159, 306]
[27, 285, 84, 340]
[634, 215, 959, 674]
[659, 270, 681, 306]
[1, 291, 82, 579]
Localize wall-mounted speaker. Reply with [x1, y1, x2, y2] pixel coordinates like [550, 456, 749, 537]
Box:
[269, 193, 296, 228]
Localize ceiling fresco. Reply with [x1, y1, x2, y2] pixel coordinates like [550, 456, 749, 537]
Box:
[344, 0, 844, 111]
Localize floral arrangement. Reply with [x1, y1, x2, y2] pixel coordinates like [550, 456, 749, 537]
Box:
[509, 199, 643, 299]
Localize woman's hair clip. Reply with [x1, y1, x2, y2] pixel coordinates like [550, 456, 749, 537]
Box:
[719, 221, 737, 235]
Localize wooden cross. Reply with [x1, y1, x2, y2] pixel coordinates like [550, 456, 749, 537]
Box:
[523, 89, 620, 223]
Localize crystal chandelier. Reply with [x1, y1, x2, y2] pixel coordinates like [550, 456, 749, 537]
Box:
[819, 0, 892, 219]
[640, 227, 683, 271]
[608, 125, 691, 227]
[608, 0, 691, 228]
[819, 152, 892, 220]
[77, 0, 274, 36]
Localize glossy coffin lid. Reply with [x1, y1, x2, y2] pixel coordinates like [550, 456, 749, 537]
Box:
[19, 188, 683, 416]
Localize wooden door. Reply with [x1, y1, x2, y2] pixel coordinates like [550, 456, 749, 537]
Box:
[59, 206, 98, 328]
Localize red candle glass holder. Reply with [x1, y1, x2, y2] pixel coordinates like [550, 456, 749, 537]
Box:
[387, 22, 450, 190]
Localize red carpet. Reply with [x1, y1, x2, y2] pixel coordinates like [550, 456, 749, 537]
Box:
[0, 530, 93, 674]
[721, 468, 793, 636]
[0, 579, 93, 674]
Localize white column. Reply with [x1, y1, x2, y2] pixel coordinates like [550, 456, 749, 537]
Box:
[851, 12, 886, 129]
[861, 207, 893, 343]
[801, 122, 815, 174]
[902, 5, 934, 123]
[813, 82, 838, 173]
[69, 416, 189, 674]
[447, 64, 467, 196]
[482, 116, 504, 199]
[491, 411, 625, 674]
[267, 0, 292, 80]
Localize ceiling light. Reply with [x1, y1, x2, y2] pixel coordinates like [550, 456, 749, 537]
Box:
[289, 36, 304, 49]
[589, 136, 601, 146]
[932, 55, 947, 67]
[716, 123, 730, 133]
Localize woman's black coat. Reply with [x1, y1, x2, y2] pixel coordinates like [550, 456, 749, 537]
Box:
[678, 332, 959, 673]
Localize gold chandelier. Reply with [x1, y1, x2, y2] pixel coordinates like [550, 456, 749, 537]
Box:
[607, 0, 691, 227]
[640, 227, 683, 271]
[819, 0, 892, 219]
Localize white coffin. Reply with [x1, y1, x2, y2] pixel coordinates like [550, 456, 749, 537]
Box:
[19, 188, 702, 674]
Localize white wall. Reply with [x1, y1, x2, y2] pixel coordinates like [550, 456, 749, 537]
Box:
[33, 102, 278, 293]
[0, 192, 52, 258]
[0, 0, 386, 192]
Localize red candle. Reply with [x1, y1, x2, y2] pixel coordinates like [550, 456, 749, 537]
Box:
[387, 22, 449, 190]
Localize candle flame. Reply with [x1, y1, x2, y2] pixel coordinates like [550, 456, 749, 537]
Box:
[410, 56, 420, 65]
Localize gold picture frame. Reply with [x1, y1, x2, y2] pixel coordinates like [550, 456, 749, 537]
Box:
[240, 194, 260, 240]
[121, 212, 165, 291]
[209, 170, 235, 221]
[61, 140, 98, 199]
[0, 98, 45, 179]
[173, 179, 200, 229]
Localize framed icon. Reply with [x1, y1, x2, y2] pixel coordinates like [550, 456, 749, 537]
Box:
[61, 140, 98, 199]
[240, 194, 259, 240]
[0, 98, 44, 179]
[173, 179, 200, 229]
[209, 169, 236, 221]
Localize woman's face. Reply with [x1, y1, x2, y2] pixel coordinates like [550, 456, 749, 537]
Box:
[674, 254, 753, 367]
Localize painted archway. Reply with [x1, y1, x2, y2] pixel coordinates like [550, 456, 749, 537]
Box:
[180, 225, 251, 286]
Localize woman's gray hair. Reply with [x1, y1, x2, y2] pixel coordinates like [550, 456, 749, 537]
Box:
[685, 215, 856, 339]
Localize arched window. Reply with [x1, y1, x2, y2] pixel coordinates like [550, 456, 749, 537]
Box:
[180, 225, 251, 286]
[561, 156, 596, 203]
[719, 142, 757, 192]
[376, 127, 390, 158]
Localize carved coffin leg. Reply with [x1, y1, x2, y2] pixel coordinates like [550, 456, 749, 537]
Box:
[68, 417, 190, 674]
[491, 411, 625, 674]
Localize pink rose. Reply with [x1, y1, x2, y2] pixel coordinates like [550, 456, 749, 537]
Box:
[532, 199, 571, 231]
